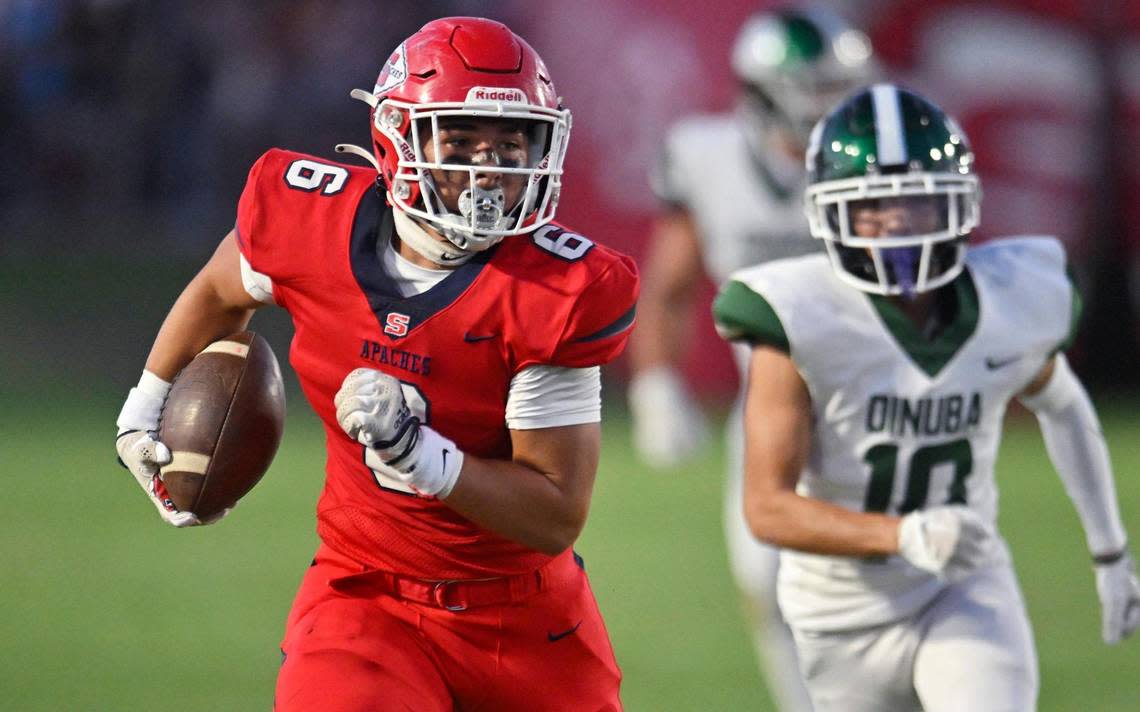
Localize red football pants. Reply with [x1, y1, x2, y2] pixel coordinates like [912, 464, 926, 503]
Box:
[274, 545, 623, 711]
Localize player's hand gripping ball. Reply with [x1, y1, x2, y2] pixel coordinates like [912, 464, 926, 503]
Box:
[117, 331, 285, 526]
[116, 428, 202, 527]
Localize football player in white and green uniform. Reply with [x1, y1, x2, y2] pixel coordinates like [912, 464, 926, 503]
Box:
[628, 8, 875, 710]
[714, 84, 1140, 712]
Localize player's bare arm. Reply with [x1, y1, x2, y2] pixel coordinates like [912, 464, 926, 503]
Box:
[334, 365, 606, 556]
[742, 344, 899, 557]
[444, 423, 600, 555]
[629, 207, 704, 371]
[144, 230, 263, 380]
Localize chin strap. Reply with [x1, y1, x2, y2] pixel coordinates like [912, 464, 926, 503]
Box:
[392, 209, 476, 266]
[336, 145, 473, 266]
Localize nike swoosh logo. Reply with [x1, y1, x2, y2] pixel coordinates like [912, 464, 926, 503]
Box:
[547, 621, 582, 642]
[463, 332, 496, 343]
[985, 355, 1022, 370]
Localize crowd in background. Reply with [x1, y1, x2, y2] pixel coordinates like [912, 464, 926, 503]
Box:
[0, 0, 502, 253]
[2, 0, 1136, 388]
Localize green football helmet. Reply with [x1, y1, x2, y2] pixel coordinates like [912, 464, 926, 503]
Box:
[804, 84, 981, 296]
[732, 6, 875, 147]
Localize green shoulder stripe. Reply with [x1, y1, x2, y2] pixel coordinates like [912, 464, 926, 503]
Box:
[712, 280, 790, 352]
[1057, 264, 1083, 353]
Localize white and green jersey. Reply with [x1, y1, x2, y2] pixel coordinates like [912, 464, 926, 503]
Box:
[713, 236, 1081, 632]
[652, 112, 820, 286]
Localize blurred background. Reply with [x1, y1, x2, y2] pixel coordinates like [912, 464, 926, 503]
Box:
[1, 0, 1137, 710]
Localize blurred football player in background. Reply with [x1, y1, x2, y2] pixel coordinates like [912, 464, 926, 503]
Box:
[628, 6, 874, 709]
[715, 84, 1140, 711]
[115, 17, 637, 711]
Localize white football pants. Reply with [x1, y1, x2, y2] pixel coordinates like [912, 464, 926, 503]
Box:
[790, 564, 1038, 712]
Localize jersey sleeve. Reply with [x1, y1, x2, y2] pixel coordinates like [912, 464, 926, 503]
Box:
[548, 252, 640, 368]
[712, 278, 790, 352]
[235, 148, 352, 290]
[234, 151, 273, 275]
[969, 236, 1082, 358]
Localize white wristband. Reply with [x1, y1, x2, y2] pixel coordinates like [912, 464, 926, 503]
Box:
[405, 426, 464, 498]
[116, 370, 172, 434]
[137, 369, 173, 399]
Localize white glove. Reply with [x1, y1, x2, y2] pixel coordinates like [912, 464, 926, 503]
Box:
[628, 366, 709, 468]
[1094, 551, 1140, 645]
[115, 371, 220, 528]
[334, 368, 462, 498]
[898, 505, 997, 578]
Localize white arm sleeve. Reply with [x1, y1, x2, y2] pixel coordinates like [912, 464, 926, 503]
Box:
[1019, 354, 1128, 556]
[239, 252, 276, 304]
[505, 365, 601, 430]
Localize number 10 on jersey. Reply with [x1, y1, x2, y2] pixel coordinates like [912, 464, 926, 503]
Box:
[862, 439, 973, 514]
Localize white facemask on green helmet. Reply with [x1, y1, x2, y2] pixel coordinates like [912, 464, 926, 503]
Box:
[804, 83, 982, 297]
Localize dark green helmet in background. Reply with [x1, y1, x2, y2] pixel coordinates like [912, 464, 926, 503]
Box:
[804, 84, 982, 296]
[732, 5, 876, 149]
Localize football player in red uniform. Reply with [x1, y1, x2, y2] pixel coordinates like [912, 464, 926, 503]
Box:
[114, 17, 636, 711]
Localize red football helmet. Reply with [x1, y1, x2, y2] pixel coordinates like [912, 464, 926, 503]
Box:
[340, 17, 571, 257]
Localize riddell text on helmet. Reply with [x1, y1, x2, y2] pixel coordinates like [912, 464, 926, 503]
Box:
[466, 87, 526, 103]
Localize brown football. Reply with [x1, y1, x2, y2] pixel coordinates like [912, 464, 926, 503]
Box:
[157, 331, 285, 520]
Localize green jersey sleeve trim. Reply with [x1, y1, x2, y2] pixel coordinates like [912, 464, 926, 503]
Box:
[712, 280, 790, 352]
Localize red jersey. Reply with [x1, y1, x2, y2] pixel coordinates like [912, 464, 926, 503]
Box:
[235, 149, 639, 579]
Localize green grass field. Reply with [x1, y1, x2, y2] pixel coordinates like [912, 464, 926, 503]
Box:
[1, 393, 1137, 711]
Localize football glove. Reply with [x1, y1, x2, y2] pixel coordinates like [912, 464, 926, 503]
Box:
[115, 371, 221, 527]
[898, 505, 996, 579]
[334, 368, 462, 498]
[1094, 550, 1140, 645]
[628, 366, 709, 469]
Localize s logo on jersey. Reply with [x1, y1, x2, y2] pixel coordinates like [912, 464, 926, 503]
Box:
[384, 312, 411, 338]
